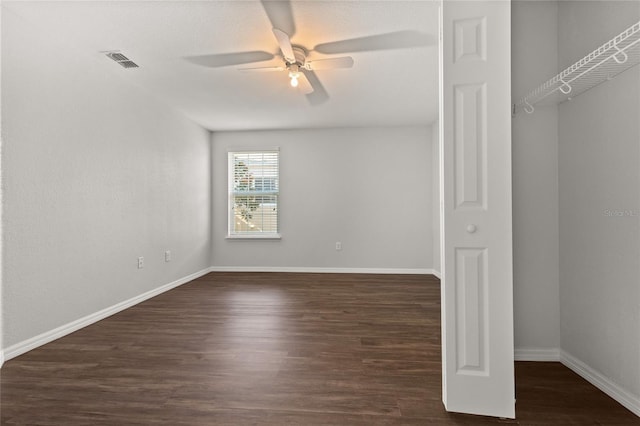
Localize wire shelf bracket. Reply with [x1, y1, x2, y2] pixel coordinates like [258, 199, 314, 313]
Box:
[513, 20, 640, 115]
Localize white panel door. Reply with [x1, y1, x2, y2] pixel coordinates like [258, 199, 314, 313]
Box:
[440, 0, 514, 418]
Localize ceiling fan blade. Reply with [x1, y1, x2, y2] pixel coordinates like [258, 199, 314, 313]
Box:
[272, 28, 295, 62]
[260, 0, 296, 38]
[313, 30, 434, 54]
[296, 71, 314, 95]
[302, 70, 329, 105]
[305, 56, 354, 71]
[185, 51, 274, 68]
[238, 66, 285, 72]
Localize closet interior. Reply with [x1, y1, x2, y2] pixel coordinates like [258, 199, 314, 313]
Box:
[512, 1, 640, 417]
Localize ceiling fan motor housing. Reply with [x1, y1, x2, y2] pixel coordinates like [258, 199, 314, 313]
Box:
[289, 46, 307, 67]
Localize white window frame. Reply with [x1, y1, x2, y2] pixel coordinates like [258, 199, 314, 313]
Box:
[227, 149, 281, 240]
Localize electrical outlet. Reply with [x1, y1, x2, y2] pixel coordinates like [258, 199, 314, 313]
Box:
[335, 241, 342, 251]
[165, 250, 171, 262]
[138, 256, 144, 269]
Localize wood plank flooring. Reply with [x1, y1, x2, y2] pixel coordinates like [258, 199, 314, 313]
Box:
[1, 272, 638, 425]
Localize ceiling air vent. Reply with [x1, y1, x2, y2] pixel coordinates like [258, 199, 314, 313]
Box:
[104, 51, 139, 69]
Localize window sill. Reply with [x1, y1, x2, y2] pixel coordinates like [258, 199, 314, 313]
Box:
[226, 234, 282, 240]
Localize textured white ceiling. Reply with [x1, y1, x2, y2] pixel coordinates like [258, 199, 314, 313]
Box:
[5, 1, 439, 131]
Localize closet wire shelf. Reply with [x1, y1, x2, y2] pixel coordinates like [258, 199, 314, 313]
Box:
[514, 20, 640, 115]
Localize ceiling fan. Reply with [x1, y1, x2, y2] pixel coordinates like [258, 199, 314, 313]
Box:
[185, 0, 431, 104]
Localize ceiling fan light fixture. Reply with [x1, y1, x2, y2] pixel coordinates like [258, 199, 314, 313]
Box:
[288, 64, 300, 88]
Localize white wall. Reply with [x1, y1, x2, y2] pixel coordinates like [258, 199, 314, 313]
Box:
[431, 121, 440, 276]
[211, 127, 434, 272]
[558, 0, 640, 406]
[511, 0, 561, 357]
[1, 8, 211, 350]
[0, 0, 4, 368]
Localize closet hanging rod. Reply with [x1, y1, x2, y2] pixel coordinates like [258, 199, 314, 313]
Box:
[514, 20, 640, 115]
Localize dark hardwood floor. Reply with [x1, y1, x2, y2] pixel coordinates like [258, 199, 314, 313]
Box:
[1, 272, 638, 425]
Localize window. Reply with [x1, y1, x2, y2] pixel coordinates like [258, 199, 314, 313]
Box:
[228, 150, 279, 238]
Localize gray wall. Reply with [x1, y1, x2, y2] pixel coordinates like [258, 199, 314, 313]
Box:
[211, 127, 434, 271]
[558, 0, 640, 401]
[511, 0, 561, 355]
[2, 8, 211, 348]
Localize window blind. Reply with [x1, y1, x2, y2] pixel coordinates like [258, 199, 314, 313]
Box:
[228, 151, 279, 235]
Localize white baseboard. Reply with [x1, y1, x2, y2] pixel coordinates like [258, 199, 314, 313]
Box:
[2, 267, 211, 364]
[432, 269, 441, 279]
[208, 266, 438, 275]
[0, 349, 4, 368]
[514, 347, 560, 362]
[560, 349, 640, 417]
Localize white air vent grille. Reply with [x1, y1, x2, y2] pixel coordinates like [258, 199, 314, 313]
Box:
[118, 60, 139, 69]
[104, 51, 139, 69]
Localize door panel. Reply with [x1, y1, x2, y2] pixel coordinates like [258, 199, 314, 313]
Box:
[440, 0, 514, 418]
